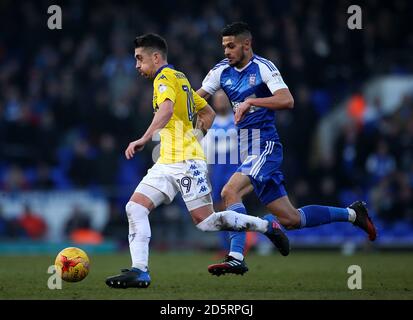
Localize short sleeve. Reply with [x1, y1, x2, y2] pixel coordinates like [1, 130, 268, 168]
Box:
[154, 74, 176, 105]
[258, 62, 288, 94]
[201, 64, 226, 95]
[192, 89, 208, 112]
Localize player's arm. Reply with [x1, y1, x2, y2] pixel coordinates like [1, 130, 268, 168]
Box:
[195, 104, 215, 136]
[234, 89, 294, 124]
[246, 88, 294, 110]
[194, 70, 220, 136]
[125, 99, 174, 159]
[235, 64, 294, 124]
[196, 88, 212, 100]
[193, 88, 215, 140]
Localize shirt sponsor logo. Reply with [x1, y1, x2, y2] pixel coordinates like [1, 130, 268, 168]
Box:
[271, 72, 282, 83]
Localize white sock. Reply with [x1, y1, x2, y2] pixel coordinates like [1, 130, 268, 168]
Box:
[347, 208, 356, 223]
[196, 210, 268, 233]
[126, 201, 151, 272]
[229, 252, 244, 261]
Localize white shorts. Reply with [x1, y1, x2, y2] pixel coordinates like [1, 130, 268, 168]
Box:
[135, 159, 212, 211]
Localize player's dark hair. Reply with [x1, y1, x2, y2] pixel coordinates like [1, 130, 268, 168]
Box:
[221, 22, 252, 38]
[134, 33, 168, 58]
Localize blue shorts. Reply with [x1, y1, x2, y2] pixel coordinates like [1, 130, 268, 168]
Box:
[236, 140, 287, 205]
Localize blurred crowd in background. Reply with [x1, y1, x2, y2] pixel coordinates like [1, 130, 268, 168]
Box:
[0, 0, 412, 244]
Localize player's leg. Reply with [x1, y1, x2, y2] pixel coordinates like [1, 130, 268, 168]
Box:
[206, 171, 289, 275]
[205, 173, 254, 275]
[219, 172, 253, 261]
[106, 187, 165, 289]
[248, 140, 376, 240]
[217, 140, 292, 260]
[185, 173, 290, 254]
[221, 172, 254, 208]
[209, 170, 232, 259]
[189, 170, 250, 275]
[177, 160, 289, 275]
[105, 191, 155, 289]
[182, 160, 269, 234]
[179, 171, 281, 240]
[266, 195, 377, 240]
[126, 189, 157, 272]
[189, 200, 289, 253]
[106, 165, 173, 288]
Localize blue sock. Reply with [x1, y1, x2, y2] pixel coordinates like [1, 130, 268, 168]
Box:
[219, 231, 230, 251]
[298, 205, 349, 228]
[227, 203, 247, 259]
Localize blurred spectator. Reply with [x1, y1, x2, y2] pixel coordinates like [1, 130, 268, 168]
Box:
[291, 179, 315, 207]
[365, 139, 396, 184]
[33, 162, 55, 190]
[35, 110, 59, 165]
[102, 201, 128, 245]
[0, 205, 11, 238]
[17, 204, 47, 240]
[1, 165, 30, 192]
[364, 96, 385, 128]
[151, 202, 187, 250]
[95, 133, 119, 191]
[2, 103, 38, 166]
[334, 121, 363, 188]
[317, 176, 340, 206]
[70, 228, 103, 245]
[64, 205, 92, 236]
[0, 206, 26, 239]
[64, 204, 103, 244]
[347, 93, 366, 128]
[370, 173, 411, 223]
[68, 139, 96, 187]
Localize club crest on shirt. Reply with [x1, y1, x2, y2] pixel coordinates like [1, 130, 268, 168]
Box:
[249, 74, 256, 86]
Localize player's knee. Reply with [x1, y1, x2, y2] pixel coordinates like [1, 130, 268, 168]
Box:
[125, 201, 134, 220]
[125, 201, 149, 222]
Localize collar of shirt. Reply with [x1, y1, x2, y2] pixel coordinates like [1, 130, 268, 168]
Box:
[154, 64, 175, 78]
[233, 55, 255, 72]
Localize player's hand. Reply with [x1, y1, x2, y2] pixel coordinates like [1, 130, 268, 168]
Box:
[125, 138, 146, 159]
[234, 100, 252, 124]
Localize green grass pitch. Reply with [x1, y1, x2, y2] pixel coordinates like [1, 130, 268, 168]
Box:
[0, 251, 412, 299]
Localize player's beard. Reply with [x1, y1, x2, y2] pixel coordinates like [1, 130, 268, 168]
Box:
[230, 51, 246, 68]
[139, 70, 152, 79]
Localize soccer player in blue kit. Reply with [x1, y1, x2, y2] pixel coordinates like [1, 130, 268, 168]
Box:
[197, 22, 377, 276]
[202, 90, 241, 257]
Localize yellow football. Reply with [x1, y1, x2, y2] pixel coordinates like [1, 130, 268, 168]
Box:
[55, 247, 90, 282]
